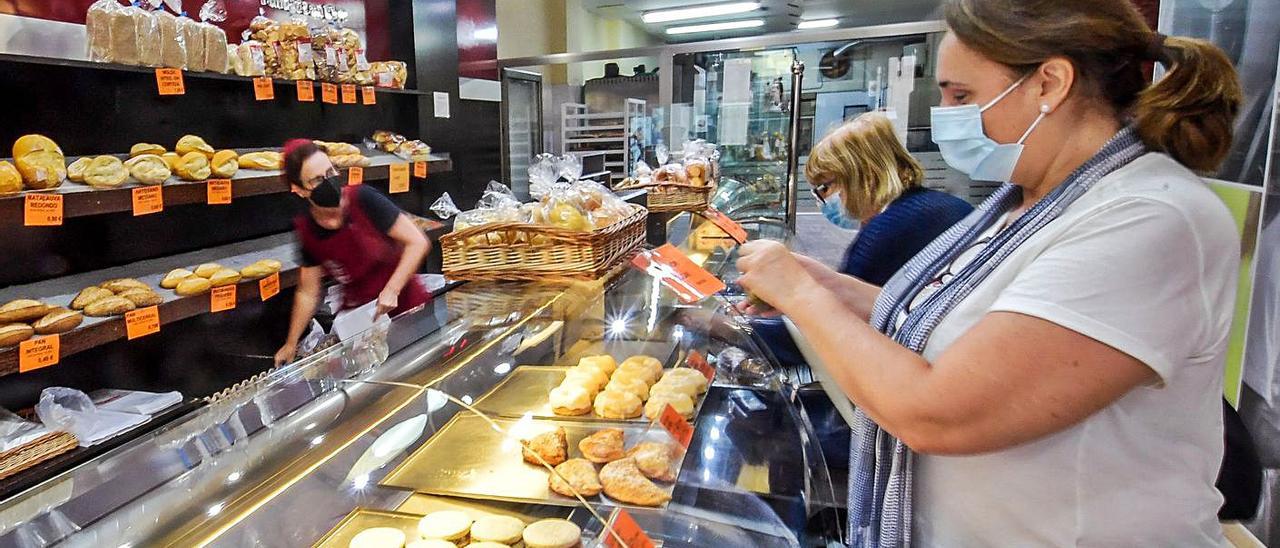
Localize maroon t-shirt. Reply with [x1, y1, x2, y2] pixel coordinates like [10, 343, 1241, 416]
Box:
[294, 185, 428, 316]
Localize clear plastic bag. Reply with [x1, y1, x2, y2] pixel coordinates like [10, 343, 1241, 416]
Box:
[0, 407, 45, 452]
[478, 180, 520, 211]
[86, 0, 118, 63]
[431, 192, 460, 219]
[234, 40, 266, 76]
[136, 6, 162, 67]
[527, 153, 559, 200]
[108, 2, 142, 66]
[34, 388, 95, 441]
[202, 21, 229, 74]
[154, 9, 186, 69]
[178, 13, 205, 71]
[556, 153, 583, 182]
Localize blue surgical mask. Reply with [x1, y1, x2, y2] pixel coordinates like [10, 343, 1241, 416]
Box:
[821, 192, 859, 229]
[930, 74, 1049, 182]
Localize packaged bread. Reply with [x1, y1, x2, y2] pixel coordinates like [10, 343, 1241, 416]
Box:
[0, 324, 34, 347]
[175, 152, 210, 181]
[1, 161, 26, 195]
[84, 296, 135, 317]
[226, 44, 240, 75]
[34, 308, 84, 335]
[175, 277, 211, 296]
[161, 152, 181, 171]
[116, 288, 163, 307]
[155, 9, 185, 69]
[179, 14, 205, 71]
[136, 8, 162, 67]
[125, 154, 171, 185]
[193, 263, 223, 278]
[84, 156, 129, 189]
[71, 287, 113, 310]
[238, 151, 282, 170]
[131, 143, 165, 157]
[396, 140, 431, 162]
[208, 268, 241, 287]
[86, 0, 118, 63]
[13, 134, 66, 190]
[161, 268, 194, 289]
[233, 41, 267, 77]
[175, 135, 214, 158]
[108, 2, 141, 66]
[277, 20, 309, 79]
[202, 23, 228, 74]
[0, 299, 51, 324]
[100, 278, 150, 293]
[210, 150, 238, 178]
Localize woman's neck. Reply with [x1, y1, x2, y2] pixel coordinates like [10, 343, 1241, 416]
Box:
[1016, 115, 1122, 211]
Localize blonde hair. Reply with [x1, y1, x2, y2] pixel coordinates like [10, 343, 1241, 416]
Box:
[805, 112, 924, 220]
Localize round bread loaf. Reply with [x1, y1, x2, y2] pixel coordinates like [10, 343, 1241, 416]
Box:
[0, 299, 51, 324]
[175, 277, 213, 296]
[0, 324, 35, 347]
[33, 308, 83, 335]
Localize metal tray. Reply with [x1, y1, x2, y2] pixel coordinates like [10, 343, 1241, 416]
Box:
[551, 339, 680, 367]
[311, 509, 422, 548]
[380, 414, 685, 509]
[314, 499, 610, 548]
[472, 366, 707, 423]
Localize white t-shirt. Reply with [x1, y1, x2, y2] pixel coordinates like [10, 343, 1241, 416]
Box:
[910, 153, 1238, 547]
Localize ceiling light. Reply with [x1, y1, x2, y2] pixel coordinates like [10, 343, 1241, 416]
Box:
[666, 19, 765, 35]
[643, 2, 761, 24]
[798, 19, 839, 29]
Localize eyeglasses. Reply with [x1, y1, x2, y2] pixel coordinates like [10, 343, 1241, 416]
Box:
[811, 182, 832, 205]
[304, 168, 340, 189]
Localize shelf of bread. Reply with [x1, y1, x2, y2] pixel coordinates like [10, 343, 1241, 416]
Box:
[0, 233, 299, 377]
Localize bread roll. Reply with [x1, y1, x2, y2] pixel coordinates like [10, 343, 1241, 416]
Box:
[329, 154, 370, 168]
[116, 288, 163, 307]
[130, 143, 165, 157]
[175, 277, 212, 296]
[239, 259, 280, 280]
[522, 519, 580, 548]
[193, 263, 223, 278]
[0, 299, 51, 324]
[0, 161, 24, 196]
[161, 268, 194, 289]
[34, 308, 83, 335]
[161, 152, 181, 171]
[100, 278, 150, 293]
[65, 157, 90, 184]
[175, 135, 214, 158]
[208, 268, 241, 287]
[71, 286, 113, 310]
[210, 150, 238, 178]
[84, 155, 128, 189]
[175, 152, 211, 181]
[237, 151, 283, 170]
[593, 389, 643, 420]
[84, 296, 136, 317]
[0, 324, 34, 347]
[125, 154, 171, 185]
[316, 141, 360, 156]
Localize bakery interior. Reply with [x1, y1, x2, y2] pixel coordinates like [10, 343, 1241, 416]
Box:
[0, 0, 1278, 546]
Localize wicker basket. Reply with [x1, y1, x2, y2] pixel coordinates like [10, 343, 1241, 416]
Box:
[441, 204, 647, 281]
[0, 431, 78, 480]
[618, 181, 714, 213]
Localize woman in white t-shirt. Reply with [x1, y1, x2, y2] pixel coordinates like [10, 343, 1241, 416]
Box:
[736, 0, 1243, 545]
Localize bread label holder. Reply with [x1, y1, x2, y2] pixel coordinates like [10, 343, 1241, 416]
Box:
[296, 80, 315, 102]
[132, 187, 164, 216]
[253, 77, 275, 100]
[702, 207, 749, 244]
[687, 350, 715, 382]
[24, 194, 64, 226]
[413, 161, 428, 179]
[125, 306, 161, 340]
[18, 335, 60, 373]
[321, 82, 339, 104]
[657, 403, 695, 448]
[155, 68, 185, 96]
[361, 86, 376, 105]
[389, 163, 410, 193]
[207, 179, 232, 205]
[341, 84, 357, 104]
[259, 272, 281, 301]
[347, 166, 364, 185]
[630, 244, 727, 303]
[603, 509, 656, 548]
[210, 285, 236, 313]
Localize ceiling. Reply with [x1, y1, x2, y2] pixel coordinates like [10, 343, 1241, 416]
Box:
[581, 0, 943, 42]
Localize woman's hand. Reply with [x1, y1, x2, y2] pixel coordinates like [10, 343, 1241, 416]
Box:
[273, 343, 297, 366]
[376, 287, 399, 318]
[735, 240, 818, 313]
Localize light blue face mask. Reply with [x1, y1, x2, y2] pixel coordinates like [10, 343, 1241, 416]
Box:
[930, 74, 1050, 182]
[821, 191, 859, 229]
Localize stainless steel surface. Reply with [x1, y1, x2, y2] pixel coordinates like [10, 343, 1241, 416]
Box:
[0, 14, 86, 60]
[380, 414, 682, 509]
[785, 59, 805, 234]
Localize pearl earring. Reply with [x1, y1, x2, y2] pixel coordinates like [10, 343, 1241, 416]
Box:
[1040, 104, 1051, 114]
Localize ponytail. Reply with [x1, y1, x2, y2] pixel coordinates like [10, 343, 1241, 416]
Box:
[1134, 36, 1242, 172]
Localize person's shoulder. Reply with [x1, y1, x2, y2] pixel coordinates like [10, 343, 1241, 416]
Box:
[1087, 152, 1235, 236]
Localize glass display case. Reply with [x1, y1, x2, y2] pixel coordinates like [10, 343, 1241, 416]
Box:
[0, 228, 841, 547]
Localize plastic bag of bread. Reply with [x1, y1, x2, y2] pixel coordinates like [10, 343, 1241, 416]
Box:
[453, 206, 524, 246]
[13, 134, 66, 190]
[0, 161, 21, 197]
[154, 9, 185, 69]
[527, 153, 559, 200]
[202, 22, 229, 74]
[681, 140, 712, 187]
[136, 8, 162, 67]
[395, 140, 431, 162]
[178, 13, 205, 72]
[124, 154, 171, 185]
[572, 180, 632, 229]
[430, 192, 459, 220]
[539, 186, 592, 232]
[652, 163, 689, 186]
[108, 2, 143, 66]
[278, 20, 309, 79]
[371, 61, 407, 89]
[311, 25, 340, 82]
[86, 0, 118, 63]
[234, 41, 267, 77]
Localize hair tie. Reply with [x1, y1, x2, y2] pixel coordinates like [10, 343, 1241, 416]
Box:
[1146, 33, 1168, 62]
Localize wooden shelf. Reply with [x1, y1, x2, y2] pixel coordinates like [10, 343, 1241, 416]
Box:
[1, 149, 452, 226]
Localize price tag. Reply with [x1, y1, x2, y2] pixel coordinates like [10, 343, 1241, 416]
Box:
[296, 79, 315, 102]
[321, 82, 339, 104]
[703, 207, 748, 244]
[207, 179, 232, 205]
[413, 161, 428, 178]
[658, 403, 694, 448]
[347, 166, 363, 185]
[18, 335, 60, 373]
[389, 163, 410, 193]
[631, 244, 726, 303]
[132, 186, 164, 216]
[253, 76, 275, 100]
[125, 306, 160, 340]
[688, 350, 714, 382]
[603, 510, 656, 548]
[361, 85, 376, 105]
[155, 68, 185, 95]
[23, 194, 63, 226]
[259, 272, 280, 301]
[340, 84, 357, 104]
[210, 285, 236, 312]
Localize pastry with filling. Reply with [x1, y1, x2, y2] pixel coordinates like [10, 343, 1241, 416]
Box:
[469, 515, 525, 545]
[33, 308, 83, 335]
[71, 286, 114, 310]
[0, 324, 35, 347]
[549, 458, 602, 498]
[348, 527, 406, 548]
[593, 390, 642, 420]
[522, 519, 581, 548]
[83, 155, 128, 189]
[417, 510, 472, 542]
[604, 376, 649, 401]
[599, 457, 672, 507]
[0, 299, 51, 324]
[521, 426, 568, 467]
[628, 441, 678, 482]
[643, 392, 695, 422]
[549, 384, 592, 416]
[578, 428, 625, 464]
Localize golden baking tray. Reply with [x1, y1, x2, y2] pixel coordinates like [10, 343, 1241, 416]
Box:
[379, 414, 684, 509]
[311, 509, 422, 548]
[471, 366, 708, 423]
[314, 499, 611, 548]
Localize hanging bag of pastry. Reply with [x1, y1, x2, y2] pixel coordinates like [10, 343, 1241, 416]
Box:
[85, 0, 119, 63]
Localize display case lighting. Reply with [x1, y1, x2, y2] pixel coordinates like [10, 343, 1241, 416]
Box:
[798, 18, 839, 29]
[666, 19, 765, 35]
[643, 2, 761, 24]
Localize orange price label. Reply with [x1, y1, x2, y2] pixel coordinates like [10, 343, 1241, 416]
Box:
[603, 509, 656, 548]
[413, 161, 428, 178]
[361, 85, 376, 105]
[631, 244, 726, 303]
[155, 67, 185, 95]
[124, 306, 160, 340]
[296, 79, 315, 102]
[132, 186, 164, 216]
[347, 166, 363, 185]
[389, 163, 410, 193]
[23, 194, 63, 226]
[259, 272, 280, 301]
[340, 83, 357, 104]
[688, 350, 714, 382]
[210, 285, 237, 312]
[703, 207, 748, 244]
[658, 403, 694, 448]
[321, 82, 339, 104]
[18, 335, 60, 373]
[207, 179, 232, 205]
[253, 76, 275, 100]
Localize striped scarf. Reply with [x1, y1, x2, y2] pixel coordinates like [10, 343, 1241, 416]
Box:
[849, 127, 1147, 546]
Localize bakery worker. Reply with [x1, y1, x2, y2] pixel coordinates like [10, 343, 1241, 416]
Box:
[273, 139, 431, 365]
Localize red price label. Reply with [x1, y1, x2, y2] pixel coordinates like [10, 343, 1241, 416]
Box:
[340, 84, 357, 104]
[125, 306, 160, 340]
[631, 244, 726, 303]
[207, 179, 232, 205]
[361, 85, 376, 105]
[703, 207, 748, 244]
[132, 186, 164, 216]
[413, 161, 428, 178]
[389, 163, 410, 193]
[259, 272, 280, 301]
[19, 335, 60, 373]
[210, 285, 237, 312]
[688, 350, 714, 382]
[603, 509, 656, 548]
[658, 403, 694, 448]
[296, 80, 315, 102]
[24, 194, 63, 226]
[321, 82, 339, 104]
[155, 68, 185, 95]
[253, 76, 275, 100]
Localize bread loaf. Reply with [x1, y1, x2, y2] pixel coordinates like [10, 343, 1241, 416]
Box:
[193, 263, 223, 278]
[210, 150, 238, 178]
[175, 152, 211, 181]
[109, 4, 141, 65]
[116, 288, 163, 307]
[155, 10, 185, 69]
[34, 308, 83, 335]
[100, 278, 150, 293]
[84, 155, 128, 189]
[125, 154, 171, 185]
[0, 299, 51, 324]
[175, 277, 212, 296]
[203, 23, 228, 73]
[71, 286, 114, 310]
[237, 151, 283, 170]
[136, 8, 161, 67]
[239, 259, 281, 280]
[179, 15, 205, 71]
[66, 157, 91, 183]
[161, 268, 194, 289]
[209, 268, 241, 287]
[0, 324, 34, 347]
[84, 296, 136, 317]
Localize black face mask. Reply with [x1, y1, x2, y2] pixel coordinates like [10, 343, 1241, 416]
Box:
[307, 175, 343, 208]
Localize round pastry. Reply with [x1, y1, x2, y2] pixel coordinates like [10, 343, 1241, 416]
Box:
[573, 361, 612, 383]
[71, 286, 114, 310]
[562, 368, 608, 393]
[417, 510, 472, 541]
[211, 149, 239, 178]
[175, 151, 211, 181]
[618, 356, 663, 385]
[209, 268, 242, 287]
[194, 263, 224, 278]
[469, 515, 525, 545]
[405, 541, 454, 548]
[349, 526, 406, 548]
[0, 299, 51, 324]
[161, 268, 195, 289]
[161, 152, 182, 171]
[522, 519, 581, 548]
[662, 368, 710, 393]
[33, 308, 83, 335]
[549, 384, 592, 416]
[175, 134, 214, 158]
[593, 390, 643, 420]
[125, 154, 172, 185]
[0, 324, 35, 347]
[83, 155, 128, 189]
[651, 377, 700, 400]
[578, 355, 617, 375]
[65, 157, 91, 183]
[604, 376, 650, 401]
[465, 542, 510, 548]
[130, 143, 166, 157]
[116, 288, 164, 307]
[83, 295, 136, 317]
[0, 161, 21, 196]
[174, 277, 213, 296]
[100, 278, 150, 293]
[644, 392, 695, 421]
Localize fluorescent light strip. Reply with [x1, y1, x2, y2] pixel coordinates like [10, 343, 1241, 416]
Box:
[643, 1, 761, 24]
[666, 19, 766, 35]
[798, 18, 839, 29]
